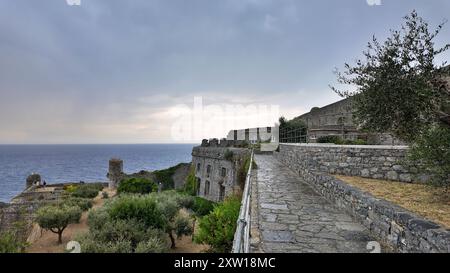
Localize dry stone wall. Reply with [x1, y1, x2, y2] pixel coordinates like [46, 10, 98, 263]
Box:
[277, 143, 426, 183]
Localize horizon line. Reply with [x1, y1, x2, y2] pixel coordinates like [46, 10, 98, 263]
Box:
[0, 142, 200, 145]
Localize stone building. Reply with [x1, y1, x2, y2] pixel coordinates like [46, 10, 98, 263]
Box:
[192, 139, 250, 202]
[292, 98, 403, 145]
[226, 126, 279, 144]
[107, 158, 124, 189]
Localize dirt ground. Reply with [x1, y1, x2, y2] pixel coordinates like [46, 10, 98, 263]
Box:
[335, 175, 450, 229]
[26, 187, 116, 253]
[26, 188, 208, 253]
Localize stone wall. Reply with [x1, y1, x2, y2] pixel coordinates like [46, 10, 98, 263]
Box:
[274, 144, 450, 252]
[277, 143, 425, 183]
[282, 169, 450, 252]
[192, 146, 250, 202]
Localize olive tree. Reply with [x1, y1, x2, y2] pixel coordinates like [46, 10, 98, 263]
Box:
[36, 205, 82, 244]
[331, 10, 450, 142]
[331, 10, 450, 188]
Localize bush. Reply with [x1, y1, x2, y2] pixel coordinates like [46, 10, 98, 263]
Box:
[317, 135, 343, 144]
[0, 221, 29, 253]
[71, 183, 103, 199]
[79, 210, 169, 253]
[195, 196, 241, 253]
[81, 191, 195, 251]
[192, 197, 216, 216]
[0, 232, 23, 253]
[184, 166, 198, 196]
[117, 178, 158, 195]
[102, 191, 109, 199]
[107, 195, 166, 230]
[61, 197, 93, 211]
[64, 184, 78, 193]
[408, 125, 450, 189]
[224, 149, 234, 161]
[172, 214, 193, 238]
[135, 236, 168, 253]
[237, 155, 257, 190]
[36, 205, 82, 244]
[153, 165, 181, 190]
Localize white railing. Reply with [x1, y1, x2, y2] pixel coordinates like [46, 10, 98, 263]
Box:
[232, 150, 254, 253]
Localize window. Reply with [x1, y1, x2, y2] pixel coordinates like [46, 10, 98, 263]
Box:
[206, 165, 211, 178]
[267, 127, 272, 133]
[196, 178, 201, 196]
[196, 163, 201, 173]
[221, 167, 227, 177]
[219, 185, 225, 202]
[204, 180, 210, 195]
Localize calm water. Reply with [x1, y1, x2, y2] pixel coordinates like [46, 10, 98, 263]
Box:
[0, 144, 195, 203]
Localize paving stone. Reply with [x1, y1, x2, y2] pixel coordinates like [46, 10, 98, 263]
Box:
[254, 154, 376, 253]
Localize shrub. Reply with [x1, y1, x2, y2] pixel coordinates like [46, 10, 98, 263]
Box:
[76, 234, 133, 253]
[107, 195, 166, 230]
[79, 210, 169, 253]
[135, 236, 168, 253]
[224, 149, 234, 161]
[237, 155, 257, 190]
[192, 197, 216, 216]
[172, 214, 193, 238]
[117, 178, 158, 194]
[153, 165, 181, 190]
[317, 135, 343, 144]
[102, 191, 109, 199]
[61, 197, 93, 211]
[64, 184, 78, 193]
[82, 191, 194, 251]
[71, 183, 103, 199]
[36, 205, 82, 244]
[184, 166, 198, 196]
[408, 125, 450, 189]
[195, 196, 241, 253]
[0, 221, 29, 254]
[0, 232, 23, 253]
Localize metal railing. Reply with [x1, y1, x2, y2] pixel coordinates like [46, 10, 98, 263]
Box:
[279, 127, 308, 143]
[232, 150, 254, 253]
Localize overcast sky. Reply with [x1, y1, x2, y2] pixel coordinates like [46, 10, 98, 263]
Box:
[1, 0, 449, 144]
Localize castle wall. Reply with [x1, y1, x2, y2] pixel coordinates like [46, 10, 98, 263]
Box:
[293, 98, 404, 145]
[192, 146, 250, 202]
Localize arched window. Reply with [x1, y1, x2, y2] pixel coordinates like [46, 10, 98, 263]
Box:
[219, 185, 225, 202]
[204, 180, 210, 195]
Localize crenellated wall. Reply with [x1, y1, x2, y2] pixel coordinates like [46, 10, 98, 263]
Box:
[192, 145, 250, 202]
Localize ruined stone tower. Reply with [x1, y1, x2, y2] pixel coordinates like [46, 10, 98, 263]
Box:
[26, 173, 41, 188]
[107, 158, 123, 189]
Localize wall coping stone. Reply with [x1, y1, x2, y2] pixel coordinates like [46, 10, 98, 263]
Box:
[303, 169, 450, 252]
[281, 143, 409, 150]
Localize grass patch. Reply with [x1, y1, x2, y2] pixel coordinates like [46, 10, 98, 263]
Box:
[335, 175, 450, 229]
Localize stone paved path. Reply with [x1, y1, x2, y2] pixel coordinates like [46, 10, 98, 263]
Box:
[254, 154, 375, 253]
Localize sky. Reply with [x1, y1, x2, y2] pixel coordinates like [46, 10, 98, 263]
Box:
[0, 0, 449, 144]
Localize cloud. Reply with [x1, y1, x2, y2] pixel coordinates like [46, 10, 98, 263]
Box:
[0, 0, 449, 143]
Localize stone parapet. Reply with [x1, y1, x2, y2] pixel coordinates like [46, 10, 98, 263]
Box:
[277, 143, 425, 183]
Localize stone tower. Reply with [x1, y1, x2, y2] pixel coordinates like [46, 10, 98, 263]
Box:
[26, 173, 41, 188]
[107, 158, 123, 189]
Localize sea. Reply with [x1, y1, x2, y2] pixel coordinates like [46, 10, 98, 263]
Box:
[0, 144, 196, 203]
